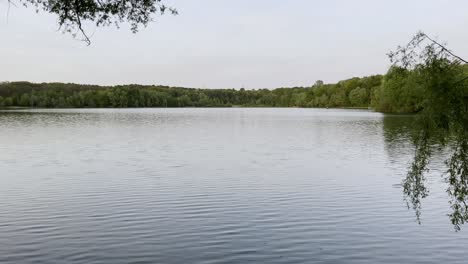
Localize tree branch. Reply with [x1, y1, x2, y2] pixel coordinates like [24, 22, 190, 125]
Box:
[423, 33, 468, 64]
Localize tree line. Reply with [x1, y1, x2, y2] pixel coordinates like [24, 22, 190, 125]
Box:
[0, 64, 466, 112]
[0, 78, 380, 109]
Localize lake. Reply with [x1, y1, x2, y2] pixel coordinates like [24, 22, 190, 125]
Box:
[0, 108, 466, 263]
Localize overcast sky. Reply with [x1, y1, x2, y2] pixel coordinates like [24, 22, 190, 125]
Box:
[1, 0, 468, 88]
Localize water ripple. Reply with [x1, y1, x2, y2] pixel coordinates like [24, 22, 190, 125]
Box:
[0, 108, 466, 264]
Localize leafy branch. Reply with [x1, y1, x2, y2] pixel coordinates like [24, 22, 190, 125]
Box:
[8, 0, 177, 45]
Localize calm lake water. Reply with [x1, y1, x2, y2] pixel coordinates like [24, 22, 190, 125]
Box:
[0, 108, 466, 263]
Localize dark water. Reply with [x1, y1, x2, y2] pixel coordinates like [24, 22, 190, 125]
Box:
[0, 108, 466, 263]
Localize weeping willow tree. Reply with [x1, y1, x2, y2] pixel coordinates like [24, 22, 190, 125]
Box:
[9, 0, 177, 44]
[391, 32, 468, 230]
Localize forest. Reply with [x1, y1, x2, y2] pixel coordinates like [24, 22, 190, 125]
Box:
[0, 64, 466, 113]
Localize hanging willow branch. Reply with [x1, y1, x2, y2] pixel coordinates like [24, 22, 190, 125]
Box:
[8, 0, 177, 44]
[391, 31, 468, 230]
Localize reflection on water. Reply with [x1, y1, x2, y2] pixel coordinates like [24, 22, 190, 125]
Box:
[382, 115, 414, 163]
[1, 108, 468, 264]
[383, 115, 427, 222]
[383, 114, 468, 230]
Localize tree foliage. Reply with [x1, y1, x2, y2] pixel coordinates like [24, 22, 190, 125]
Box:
[0, 76, 384, 109]
[390, 32, 468, 230]
[13, 0, 177, 44]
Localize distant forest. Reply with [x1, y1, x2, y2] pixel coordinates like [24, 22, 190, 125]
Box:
[1, 65, 466, 113]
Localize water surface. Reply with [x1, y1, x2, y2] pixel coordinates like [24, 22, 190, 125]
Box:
[0, 108, 466, 263]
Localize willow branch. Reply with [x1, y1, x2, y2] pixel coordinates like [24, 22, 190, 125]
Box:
[424, 34, 468, 64]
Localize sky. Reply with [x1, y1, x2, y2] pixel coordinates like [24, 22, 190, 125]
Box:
[1, 0, 468, 89]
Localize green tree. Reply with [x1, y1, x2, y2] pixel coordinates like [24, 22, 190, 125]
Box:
[348, 87, 367, 107]
[392, 32, 468, 230]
